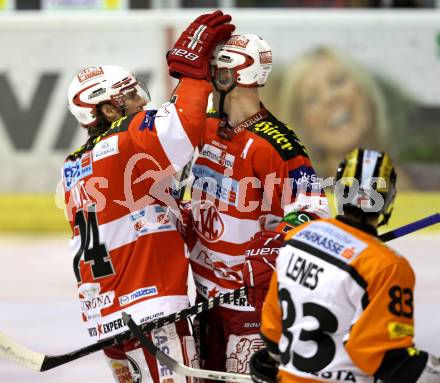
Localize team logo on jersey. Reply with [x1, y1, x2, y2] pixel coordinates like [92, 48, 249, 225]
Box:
[199, 144, 235, 168]
[78, 283, 114, 320]
[157, 213, 170, 224]
[193, 204, 225, 242]
[92, 135, 119, 162]
[192, 165, 239, 206]
[63, 153, 93, 191]
[118, 286, 158, 307]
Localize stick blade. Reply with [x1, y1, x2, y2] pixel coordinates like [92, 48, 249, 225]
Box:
[0, 331, 45, 371]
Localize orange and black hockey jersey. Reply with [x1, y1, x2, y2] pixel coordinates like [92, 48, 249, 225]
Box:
[62, 78, 212, 341]
[261, 217, 428, 383]
[189, 107, 329, 311]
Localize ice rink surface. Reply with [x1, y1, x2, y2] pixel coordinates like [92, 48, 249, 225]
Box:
[0, 233, 439, 382]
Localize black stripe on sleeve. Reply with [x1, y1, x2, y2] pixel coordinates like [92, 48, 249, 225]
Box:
[374, 348, 428, 383]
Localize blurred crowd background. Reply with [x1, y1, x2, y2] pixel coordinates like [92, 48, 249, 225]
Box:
[2, 0, 439, 9]
[0, 2, 439, 233]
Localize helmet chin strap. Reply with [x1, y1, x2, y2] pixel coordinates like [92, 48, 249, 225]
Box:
[215, 81, 237, 141]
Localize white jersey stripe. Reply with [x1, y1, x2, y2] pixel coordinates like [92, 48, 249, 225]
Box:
[155, 102, 194, 172]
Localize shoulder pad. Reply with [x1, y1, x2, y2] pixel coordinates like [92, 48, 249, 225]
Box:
[249, 114, 309, 161]
[106, 113, 137, 135]
[207, 108, 220, 119]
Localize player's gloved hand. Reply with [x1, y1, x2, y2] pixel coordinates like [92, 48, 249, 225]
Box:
[167, 10, 235, 80]
[275, 210, 319, 234]
[242, 231, 284, 309]
[250, 348, 279, 383]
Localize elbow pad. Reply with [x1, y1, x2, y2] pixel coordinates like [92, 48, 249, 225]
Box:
[417, 354, 440, 383]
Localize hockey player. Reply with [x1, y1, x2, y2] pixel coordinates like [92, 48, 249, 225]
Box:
[253, 148, 440, 383]
[62, 11, 235, 383]
[185, 34, 329, 376]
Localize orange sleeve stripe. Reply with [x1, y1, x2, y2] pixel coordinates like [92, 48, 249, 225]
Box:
[261, 271, 282, 344]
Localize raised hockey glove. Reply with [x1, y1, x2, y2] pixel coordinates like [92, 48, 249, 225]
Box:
[242, 231, 284, 310]
[167, 10, 235, 80]
[250, 348, 279, 383]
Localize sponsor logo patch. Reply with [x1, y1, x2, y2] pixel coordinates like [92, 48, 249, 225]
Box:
[140, 311, 164, 324]
[288, 166, 321, 195]
[294, 221, 367, 261]
[250, 118, 308, 160]
[88, 87, 106, 99]
[259, 51, 272, 64]
[130, 206, 173, 234]
[199, 144, 235, 168]
[192, 165, 239, 206]
[111, 360, 135, 383]
[119, 286, 158, 307]
[225, 35, 250, 48]
[77, 66, 104, 83]
[388, 322, 414, 339]
[63, 152, 93, 191]
[253, 121, 294, 151]
[139, 109, 156, 131]
[78, 283, 115, 321]
[92, 135, 119, 162]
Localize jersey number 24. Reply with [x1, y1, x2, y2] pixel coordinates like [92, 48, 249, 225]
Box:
[73, 205, 115, 283]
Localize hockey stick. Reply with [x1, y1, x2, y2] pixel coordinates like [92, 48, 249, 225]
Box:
[379, 212, 439, 242]
[0, 287, 247, 372]
[122, 312, 252, 383]
[0, 213, 438, 372]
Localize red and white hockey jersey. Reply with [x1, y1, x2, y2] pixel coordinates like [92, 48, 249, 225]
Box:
[189, 108, 329, 311]
[62, 78, 212, 340]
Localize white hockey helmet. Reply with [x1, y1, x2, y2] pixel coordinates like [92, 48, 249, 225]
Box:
[211, 34, 272, 91]
[67, 65, 150, 128]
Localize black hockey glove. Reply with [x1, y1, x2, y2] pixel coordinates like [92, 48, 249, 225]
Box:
[250, 348, 279, 383]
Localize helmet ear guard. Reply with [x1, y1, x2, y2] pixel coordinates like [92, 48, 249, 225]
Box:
[335, 148, 397, 227]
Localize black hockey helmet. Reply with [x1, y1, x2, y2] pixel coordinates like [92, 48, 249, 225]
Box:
[335, 148, 397, 226]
